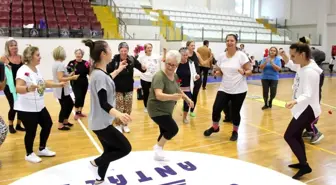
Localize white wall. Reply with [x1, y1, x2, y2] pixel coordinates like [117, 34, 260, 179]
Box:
[330, 0, 336, 14]
[259, 0, 290, 19]
[127, 25, 160, 40]
[209, 0, 235, 11]
[167, 41, 323, 61]
[327, 24, 336, 56]
[287, 0, 317, 25]
[0, 38, 160, 80]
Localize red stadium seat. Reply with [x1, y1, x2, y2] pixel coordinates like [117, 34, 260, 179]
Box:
[12, 0, 22, 6]
[0, 20, 10, 27]
[0, 12, 9, 20]
[58, 21, 69, 29]
[70, 22, 80, 29]
[34, 1, 43, 7]
[0, 0, 10, 6]
[11, 20, 22, 28]
[76, 9, 84, 16]
[55, 7, 65, 14]
[47, 21, 58, 29]
[64, 2, 73, 8]
[46, 15, 56, 22]
[11, 15, 22, 21]
[56, 14, 67, 21]
[91, 22, 101, 30]
[67, 15, 78, 22]
[73, 2, 82, 8]
[54, 3, 63, 8]
[0, 5, 11, 12]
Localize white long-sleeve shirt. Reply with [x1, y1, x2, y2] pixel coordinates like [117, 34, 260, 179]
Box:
[290, 61, 321, 119]
[138, 54, 162, 82]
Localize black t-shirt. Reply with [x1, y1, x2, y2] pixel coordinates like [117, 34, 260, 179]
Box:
[106, 54, 146, 92]
[176, 62, 191, 87]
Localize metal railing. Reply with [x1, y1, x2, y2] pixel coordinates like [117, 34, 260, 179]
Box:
[92, 0, 133, 39]
[257, 18, 321, 45]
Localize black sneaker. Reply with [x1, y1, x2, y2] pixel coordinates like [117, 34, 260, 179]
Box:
[204, 126, 220, 137]
[261, 105, 269, 110]
[269, 101, 273, 108]
[9, 125, 16, 134]
[230, 131, 238, 141]
[15, 124, 26, 131]
[292, 163, 312, 179]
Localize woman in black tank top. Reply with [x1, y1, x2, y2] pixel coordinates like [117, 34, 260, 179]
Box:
[1, 39, 25, 134]
[186, 41, 204, 117]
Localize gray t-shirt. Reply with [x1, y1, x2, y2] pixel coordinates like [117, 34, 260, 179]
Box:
[89, 69, 116, 131]
[52, 61, 71, 99]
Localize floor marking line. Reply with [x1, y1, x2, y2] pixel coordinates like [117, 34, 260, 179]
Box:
[246, 123, 336, 156]
[56, 95, 103, 154]
[180, 133, 272, 151]
[0, 177, 20, 183]
[304, 176, 325, 184]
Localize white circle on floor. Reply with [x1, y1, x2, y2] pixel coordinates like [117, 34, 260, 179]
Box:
[10, 151, 305, 185]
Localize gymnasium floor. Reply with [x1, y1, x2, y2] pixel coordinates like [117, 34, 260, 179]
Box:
[0, 74, 335, 185]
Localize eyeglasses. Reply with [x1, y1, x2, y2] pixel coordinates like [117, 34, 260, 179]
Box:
[166, 62, 178, 68]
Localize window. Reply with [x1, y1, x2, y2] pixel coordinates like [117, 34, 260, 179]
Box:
[243, 0, 251, 16]
[235, 0, 243, 14]
[235, 0, 252, 16]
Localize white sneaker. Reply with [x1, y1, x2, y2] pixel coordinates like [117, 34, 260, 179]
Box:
[183, 119, 189, 123]
[123, 125, 130, 133]
[115, 125, 123, 133]
[144, 108, 148, 113]
[25, 153, 42, 163]
[88, 161, 100, 181]
[37, 147, 56, 157]
[153, 145, 165, 161]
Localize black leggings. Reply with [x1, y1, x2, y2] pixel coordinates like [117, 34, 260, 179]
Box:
[151, 115, 179, 142]
[58, 89, 74, 123]
[72, 78, 88, 108]
[183, 91, 193, 112]
[4, 85, 17, 121]
[284, 105, 317, 164]
[261, 79, 278, 105]
[223, 100, 232, 121]
[213, 91, 247, 126]
[93, 125, 132, 179]
[191, 79, 202, 112]
[200, 66, 209, 88]
[140, 79, 151, 108]
[18, 108, 53, 155]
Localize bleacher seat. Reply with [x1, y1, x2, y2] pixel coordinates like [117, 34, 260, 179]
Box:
[113, 0, 289, 42]
[3, 0, 101, 38]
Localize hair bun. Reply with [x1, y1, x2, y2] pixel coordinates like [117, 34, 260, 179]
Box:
[82, 39, 94, 50]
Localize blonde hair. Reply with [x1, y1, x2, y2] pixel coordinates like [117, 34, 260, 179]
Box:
[53, 46, 66, 61]
[22, 45, 39, 64]
[144, 43, 153, 54]
[5, 39, 18, 56]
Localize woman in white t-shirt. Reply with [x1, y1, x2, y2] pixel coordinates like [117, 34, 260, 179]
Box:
[283, 42, 321, 179]
[138, 43, 164, 112]
[52, 46, 79, 131]
[203, 34, 252, 141]
[14, 46, 66, 163]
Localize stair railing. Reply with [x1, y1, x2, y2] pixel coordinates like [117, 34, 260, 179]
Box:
[109, 0, 133, 39]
